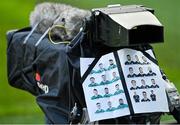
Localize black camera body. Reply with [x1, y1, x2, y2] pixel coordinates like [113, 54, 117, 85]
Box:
[90, 5, 164, 47]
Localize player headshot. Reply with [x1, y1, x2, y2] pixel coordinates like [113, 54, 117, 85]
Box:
[140, 79, 150, 89]
[91, 89, 103, 100]
[137, 67, 145, 77]
[130, 80, 139, 90]
[88, 77, 99, 87]
[127, 67, 136, 78]
[141, 91, 150, 102]
[117, 98, 128, 109]
[125, 55, 133, 65]
[146, 67, 156, 76]
[142, 56, 150, 65]
[108, 59, 117, 70]
[103, 87, 112, 97]
[150, 79, 159, 88]
[100, 75, 110, 85]
[97, 63, 106, 73]
[134, 55, 141, 64]
[150, 90, 156, 101]
[95, 102, 105, 113]
[114, 84, 124, 95]
[106, 101, 116, 112]
[111, 71, 120, 82]
[133, 91, 140, 103]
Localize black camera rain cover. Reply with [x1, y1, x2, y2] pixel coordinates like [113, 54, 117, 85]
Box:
[6, 27, 164, 124]
[7, 27, 89, 123]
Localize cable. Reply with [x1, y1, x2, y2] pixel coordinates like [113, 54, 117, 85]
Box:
[48, 25, 70, 45]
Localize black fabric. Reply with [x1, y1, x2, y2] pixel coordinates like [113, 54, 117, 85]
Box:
[7, 28, 74, 124]
[7, 27, 163, 124]
[171, 107, 180, 123]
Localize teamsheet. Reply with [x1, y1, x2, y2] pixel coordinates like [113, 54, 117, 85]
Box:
[81, 48, 169, 122]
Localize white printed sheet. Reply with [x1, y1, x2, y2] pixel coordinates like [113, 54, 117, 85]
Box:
[81, 49, 169, 122]
[117, 49, 169, 113]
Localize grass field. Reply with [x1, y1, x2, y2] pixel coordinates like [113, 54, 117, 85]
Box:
[0, 0, 180, 123]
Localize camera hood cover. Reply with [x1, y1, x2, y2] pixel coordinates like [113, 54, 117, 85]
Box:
[92, 5, 164, 47]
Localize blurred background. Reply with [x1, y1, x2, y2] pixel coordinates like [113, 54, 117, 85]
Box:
[0, 0, 179, 123]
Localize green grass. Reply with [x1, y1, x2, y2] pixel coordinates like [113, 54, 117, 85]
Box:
[0, 114, 44, 124]
[0, 0, 180, 123]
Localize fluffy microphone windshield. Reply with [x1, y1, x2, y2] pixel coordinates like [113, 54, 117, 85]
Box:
[30, 2, 91, 41]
